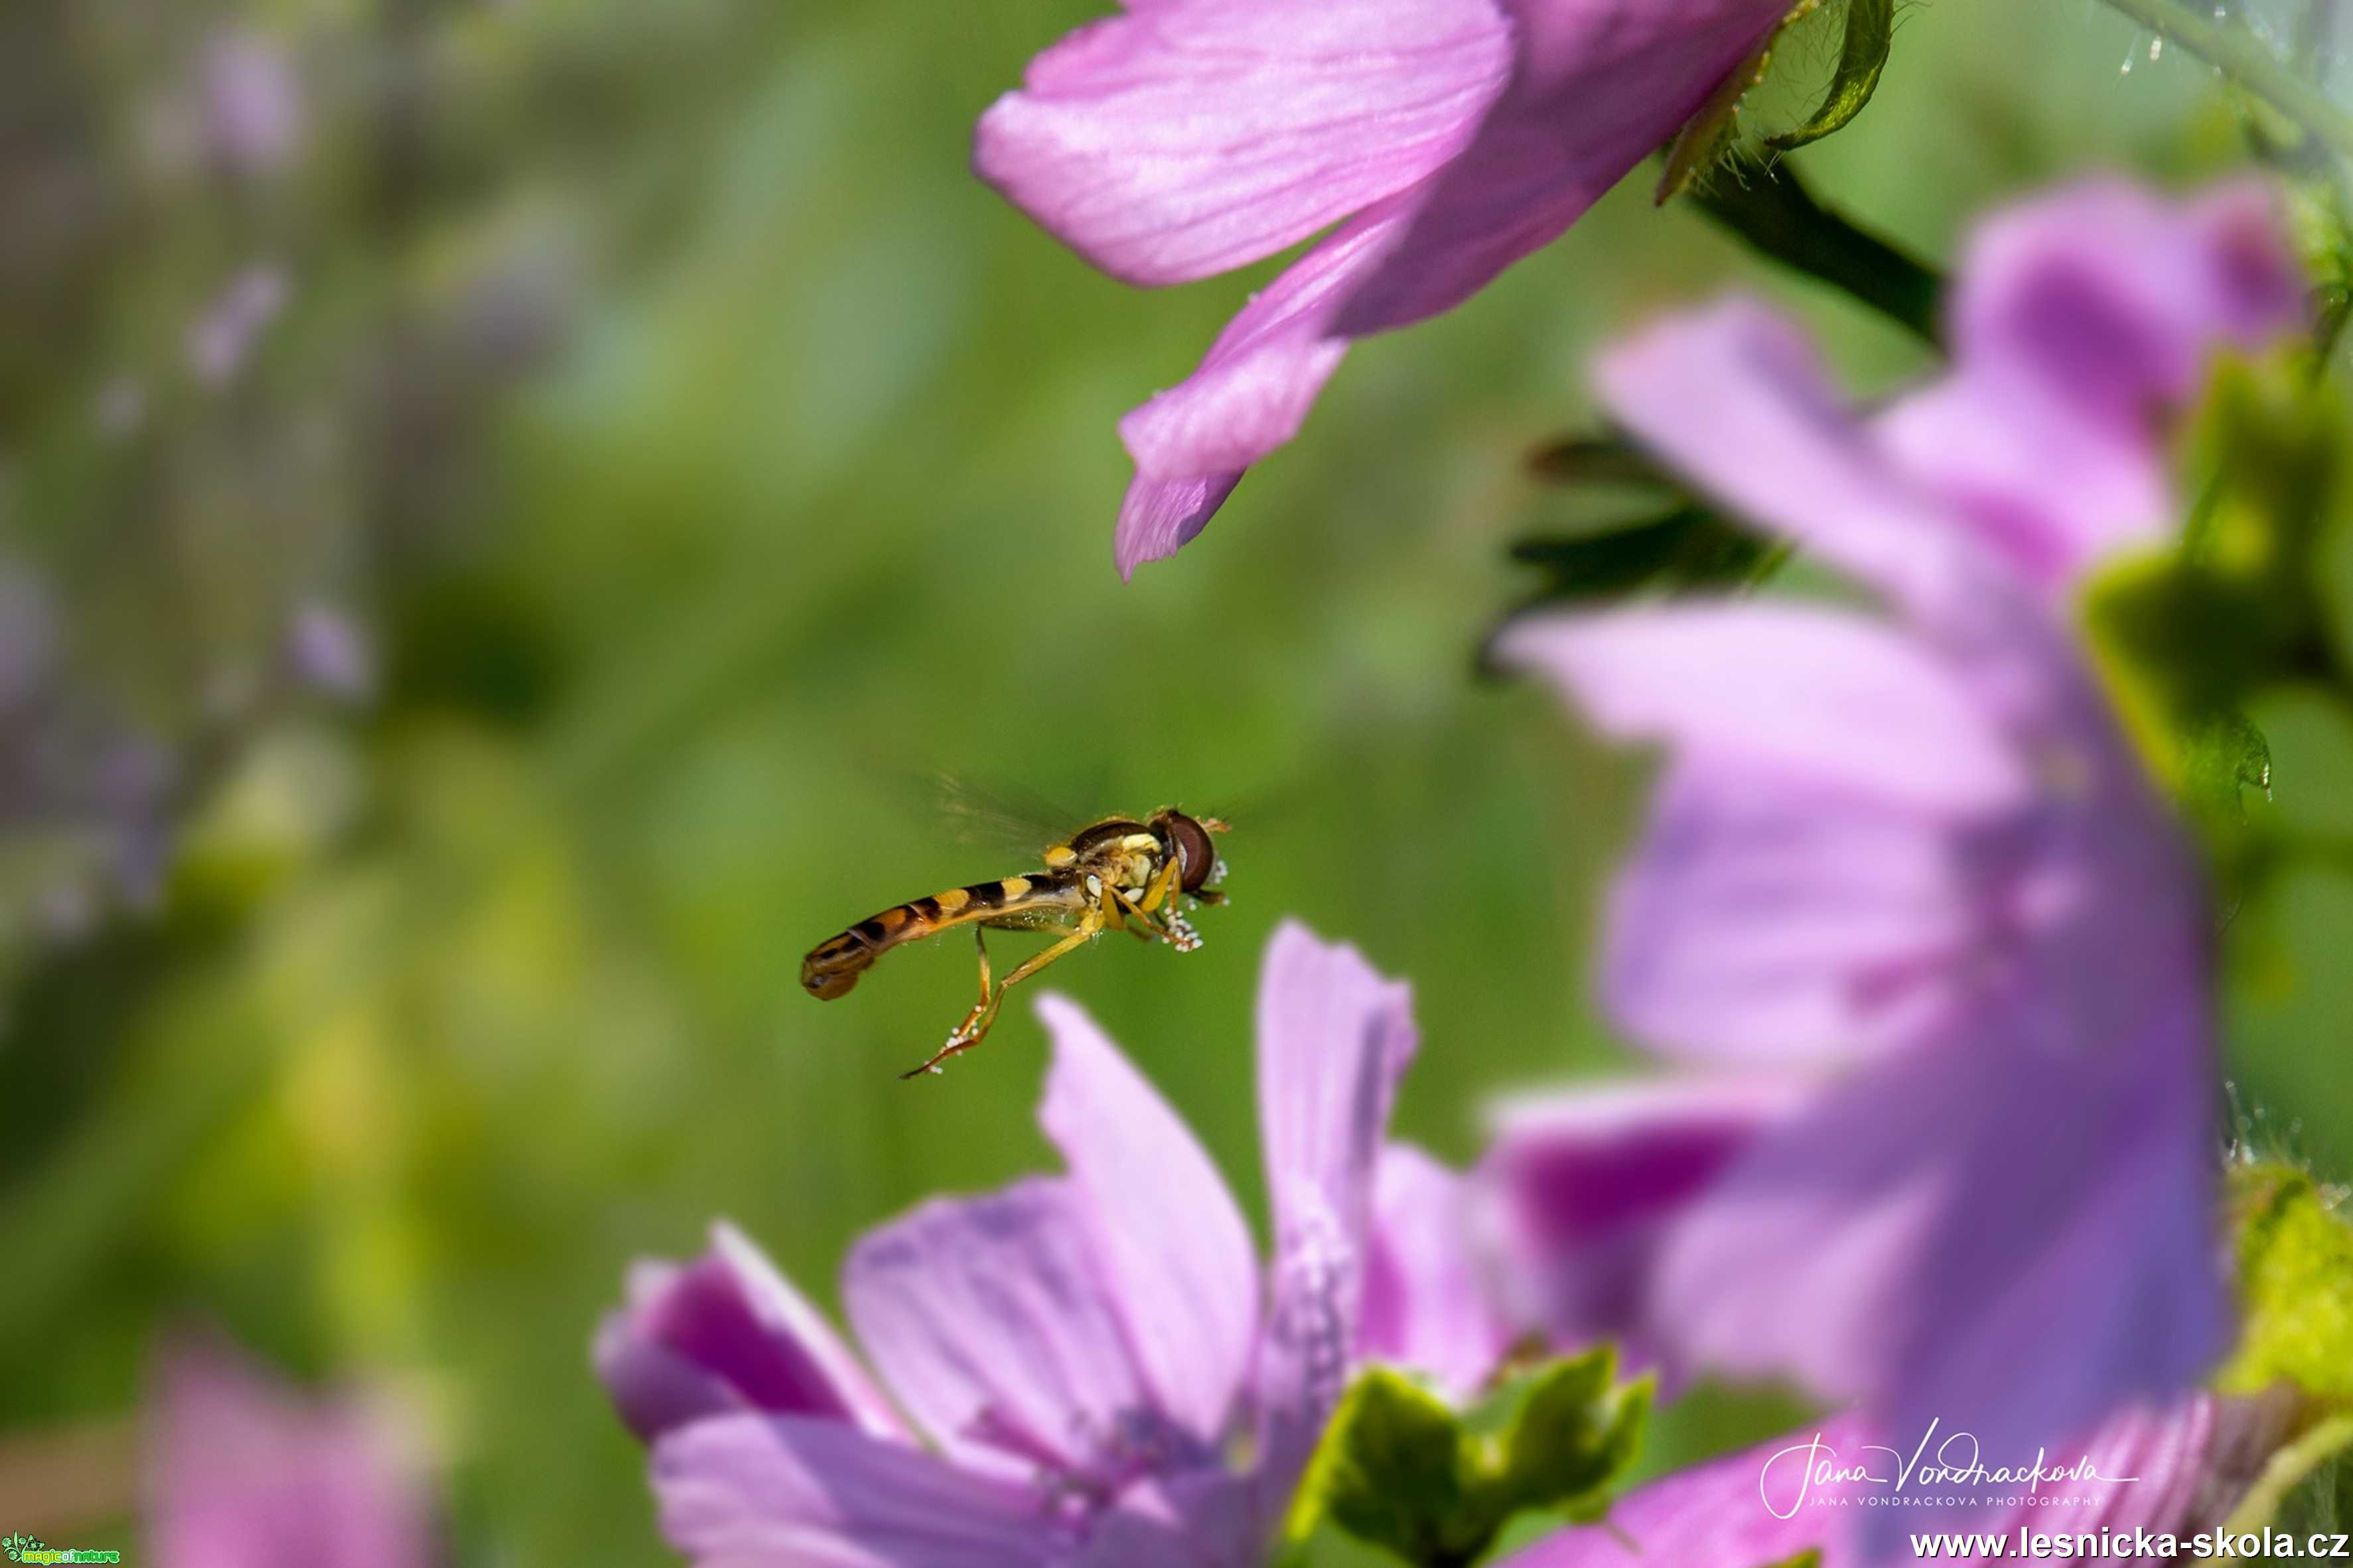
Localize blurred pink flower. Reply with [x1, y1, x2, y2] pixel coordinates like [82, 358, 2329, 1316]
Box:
[287, 602, 378, 701]
[200, 32, 303, 178]
[1480, 1077, 1796, 1384]
[1496, 180, 2305, 1502]
[187, 265, 289, 387]
[597, 922, 1499, 1566]
[151, 1338, 431, 1568]
[974, 0, 1794, 576]
[1497, 1390, 2294, 1568]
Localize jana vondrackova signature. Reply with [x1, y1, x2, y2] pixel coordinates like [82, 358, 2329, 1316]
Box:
[1758, 1422, 2143, 1520]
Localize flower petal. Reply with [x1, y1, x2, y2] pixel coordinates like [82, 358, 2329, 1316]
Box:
[1481, 1078, 1796, 1376]
[842, 1178, 1165, 1486]
[1114, 471, 1242, 580]
[651, 1413, 1068, 1568]
[1112, 199, 1447, 573]
[1499, 605, 2032, 818]
[1357, 1143, 1510, 1399]
[973, 0, 1514, 287]
[1253, 921, 1420, 1472]
[1113, 196, 1411, 473]
[1332, 0, 1791, 336]
[1654, 989, 2229, 1484]
[1072, 1469, 1263, 1568]
[152, 1338, 431, 1568]
[1877, 178, 2307, 591]
[1599, 763, 1979, 1064]
[1034, 993, 1257, 1449]
[1593, 297, 1975, 616]
[597, 1222, 904, 1443]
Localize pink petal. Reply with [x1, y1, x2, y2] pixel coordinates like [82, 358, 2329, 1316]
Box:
[1480, 1077, 1797, 1378]
[1333, 0, 1791, 336]
[151, 1338, 431, 1568]
[1114, 471, 1242, 579]
[1072, 1469, 1263, 1568]
[1253, 921, 1420, 1471]
[1111, 197, 1445, 575]
[1498, 606, 2033, 818]
[2065, 1391, 2297, 1541]
[651, 1413, 1067, 1568]
[1600, 764, 1979, 1064]
[973, 0, 1513, 287]
[1878, 178, 2308, 591]
[1357, 1143, 1511, 1399]
[1593, 297, 1976, 617]
[1947, 178, 2305, 433]
[1655, 990, 2228, 1485]
[841, 1178, 1159, 1486]
[1111, 204, 1414, 574]
[1034, 993, 1257, 1449]
[597, 1222, 904, 1443]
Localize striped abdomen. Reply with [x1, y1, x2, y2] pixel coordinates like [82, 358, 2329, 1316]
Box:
[800, 871, 1084, 999]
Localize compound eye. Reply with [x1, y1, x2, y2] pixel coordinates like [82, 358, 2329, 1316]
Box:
[1167, 814, 1216, 892]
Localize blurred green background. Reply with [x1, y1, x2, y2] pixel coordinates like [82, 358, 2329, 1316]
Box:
[4, 0, 2352, 1560]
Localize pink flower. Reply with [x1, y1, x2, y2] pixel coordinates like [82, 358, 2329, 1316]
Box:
[1480, 1077, 1797, 1385]
[1495, 180, 2306, 1494]
[200, 31, 303, 178]
[187, 265, 289, 387]
[150, 1338, 431, 1568]
[597, 922, 1502, 1566]
[974, 0, 1796, 576]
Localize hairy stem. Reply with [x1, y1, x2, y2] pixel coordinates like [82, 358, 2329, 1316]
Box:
[2098, 0, 2353, 164]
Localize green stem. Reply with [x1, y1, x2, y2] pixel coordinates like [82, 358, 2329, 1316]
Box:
[2198, 1411, 2353, 1564]
[2098, 0, 2353, 165]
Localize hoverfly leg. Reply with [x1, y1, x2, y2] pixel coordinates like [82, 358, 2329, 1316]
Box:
[1135, 853, 1184, 916]
[1115, 862, 1202, 954]
[897, 906, 1105, 1080]
[969, 928, 993, 1008]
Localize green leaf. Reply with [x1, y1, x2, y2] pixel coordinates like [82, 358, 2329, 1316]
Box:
[1285, 1370, 1471, 1564]
[1506, 508, 1785, 608]
[1766, 0, 1894, 151]
[2220, 1161, 2353, 1403]
[1524, 435, 1676, 490]
[2280, 167, 2353, 359]
[2079, 353, 2353, 837]
[1285, 1355, 1650, 1568]
[1474, 1349, 1654, 1526]
[1687, 150, 1942, 344]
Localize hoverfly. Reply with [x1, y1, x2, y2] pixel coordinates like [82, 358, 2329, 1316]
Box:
[800, 808, 1230, 1078]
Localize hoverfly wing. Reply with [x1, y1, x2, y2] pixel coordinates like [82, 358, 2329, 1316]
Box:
[928, 769, 1094, 859]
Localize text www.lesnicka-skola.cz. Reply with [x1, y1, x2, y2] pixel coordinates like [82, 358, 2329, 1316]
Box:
[1910, 1526, 2353, 1558]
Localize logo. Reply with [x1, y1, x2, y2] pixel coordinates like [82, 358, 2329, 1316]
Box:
[3, 1535, 119, 1564]
[1758, 1423, 2142, 1521]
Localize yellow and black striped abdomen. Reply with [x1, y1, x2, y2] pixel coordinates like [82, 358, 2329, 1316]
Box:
[799, 871, 1085, 999]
